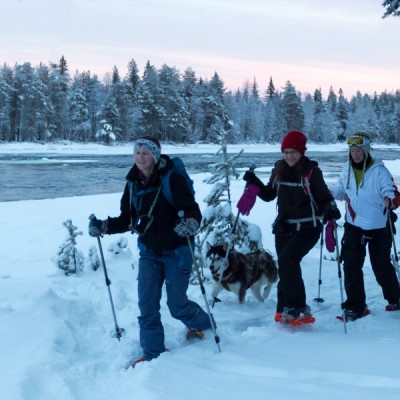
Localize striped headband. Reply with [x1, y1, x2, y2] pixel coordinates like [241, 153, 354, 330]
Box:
[134, 139, 161, 163]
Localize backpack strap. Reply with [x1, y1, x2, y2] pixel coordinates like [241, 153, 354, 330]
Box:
[127, 181, 162, 230]
[160, 170, 174, 206]
[301, 168, 319, 227]
[278, 167, 321, 230]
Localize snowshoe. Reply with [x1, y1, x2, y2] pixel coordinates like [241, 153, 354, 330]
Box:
[274, 312, 282, 322]
[278, 305, 315, 326]
[186, 329, 205, 341]
[124, 357, 145, 370]
[336, 308, 370, 322]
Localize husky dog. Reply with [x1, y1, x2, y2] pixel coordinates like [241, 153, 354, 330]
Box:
[205, 243, 278, 304]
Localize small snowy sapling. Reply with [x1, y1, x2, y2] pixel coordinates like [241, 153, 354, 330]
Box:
[88, 245, 101, 271]
[54, 219, 84, 275]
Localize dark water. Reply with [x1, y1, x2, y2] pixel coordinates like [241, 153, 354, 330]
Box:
[1, 149, 400, 202]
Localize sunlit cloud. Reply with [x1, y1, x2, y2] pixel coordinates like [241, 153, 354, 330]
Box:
[1, 0, 399, 98]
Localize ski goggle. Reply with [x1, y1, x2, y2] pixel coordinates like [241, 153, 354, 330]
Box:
[346, 135, 371, 147]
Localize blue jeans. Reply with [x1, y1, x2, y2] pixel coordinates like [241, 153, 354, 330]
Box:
[137, 242, 211, 360]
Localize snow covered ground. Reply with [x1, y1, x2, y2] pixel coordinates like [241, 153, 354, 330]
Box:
[2, 141, 400, 400]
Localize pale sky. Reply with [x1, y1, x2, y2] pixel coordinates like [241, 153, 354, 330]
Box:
[1, 0, 399, 98]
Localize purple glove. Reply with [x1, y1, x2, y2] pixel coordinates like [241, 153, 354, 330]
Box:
[237, 184, 260, 216]
[325, 220, 336, 253]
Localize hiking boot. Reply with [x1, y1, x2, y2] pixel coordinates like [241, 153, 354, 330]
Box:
[385, 302, 400, 311]
[282, 305, 311, 319]
[186, 329, 205, 341]
[340, 307, 370, 322]
[279, 305, 315, 325]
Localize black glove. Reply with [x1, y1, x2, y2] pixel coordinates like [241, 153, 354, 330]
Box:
[88, 214, 108, 237]
[324, 201, 341, 221]
[243, 171, 264, 189]
[174, 218, 199, 237]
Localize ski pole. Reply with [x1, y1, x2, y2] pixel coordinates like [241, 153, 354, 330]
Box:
[334, 222, 347, 334]
[90, 215, 125, 341]
[178, 211, 221, 353]
[387, 211, 400, 282]
[313, 226, 325, 303]
[211, 164, 256, 307]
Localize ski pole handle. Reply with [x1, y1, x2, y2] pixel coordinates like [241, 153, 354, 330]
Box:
[244, 164, 256, 188]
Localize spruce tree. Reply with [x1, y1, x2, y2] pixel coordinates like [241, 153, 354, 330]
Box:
[195, 132, 263, 281]
[54, 219, 84, 275]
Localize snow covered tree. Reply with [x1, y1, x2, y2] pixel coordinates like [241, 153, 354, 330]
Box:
[264, 86, 284, 142]
[158, 64, 190, 142]
[126, 59, 140, 94]
[68, 71, 94, 141]
[30, 63, 55, 141]
[88, 245, 101, 271]
[308, 88, 335, 143]
[336, 88, 349, 141]
[281, 81, 304, 135]
[224, 89, 242, 141]
[182, 67, 208, 141]
[196, 133, 263, 271]
[393, 90, 400, 143]
[346, 92, 378, 140]
[382, 0, 400, 17]
[96, 121, 116, 144]
[54, 219, 84, 276]
[0, 65, 13, 141]
[111, 65, 120, 84]
[197, 74, 232, 143]
[266, 76, 275, 99]
[326, 86, 337, 113]
[238, 79, 264, 142]
[48, 56, 70, 141]
[136, 60, 163, 137]
[12, 62, 36, 141]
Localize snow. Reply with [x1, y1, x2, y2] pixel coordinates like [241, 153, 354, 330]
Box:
[2, 142, 400, 400]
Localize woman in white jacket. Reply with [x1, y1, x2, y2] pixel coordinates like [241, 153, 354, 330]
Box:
[332, 132, 400, 321]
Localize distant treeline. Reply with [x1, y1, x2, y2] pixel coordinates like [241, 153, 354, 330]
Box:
[1, 56, 399, 144]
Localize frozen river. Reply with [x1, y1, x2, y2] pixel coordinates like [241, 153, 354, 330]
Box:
[1, 148, 400, 202]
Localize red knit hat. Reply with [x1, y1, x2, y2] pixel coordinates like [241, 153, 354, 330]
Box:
[281, 130, 307, 155]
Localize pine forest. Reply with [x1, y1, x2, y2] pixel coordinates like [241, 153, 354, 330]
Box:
[1, 56, 400, 145]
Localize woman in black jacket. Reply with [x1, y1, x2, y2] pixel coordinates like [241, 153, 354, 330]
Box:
[89, 136, 211, 364]
[237, 130, 341, 325]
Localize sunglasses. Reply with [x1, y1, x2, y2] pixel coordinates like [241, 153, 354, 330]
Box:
[346, 136, 371, 147]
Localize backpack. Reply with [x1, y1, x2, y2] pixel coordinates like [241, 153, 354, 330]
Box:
[161, 157, 195, 206]
[128, 157, 195, 211]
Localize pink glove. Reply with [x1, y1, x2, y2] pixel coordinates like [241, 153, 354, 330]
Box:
[325, 220, 336, 253]
[237, 184, 260, 216]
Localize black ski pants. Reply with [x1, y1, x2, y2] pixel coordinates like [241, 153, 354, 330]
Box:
[275, 227, 320, 312]
[341, 222, 400, 313]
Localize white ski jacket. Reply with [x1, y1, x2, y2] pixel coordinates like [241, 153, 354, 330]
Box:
[331, 159, 395, 230]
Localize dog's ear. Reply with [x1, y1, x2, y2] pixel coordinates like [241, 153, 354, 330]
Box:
[222, 242, 229, 252]
[206, 242, 212, 251]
